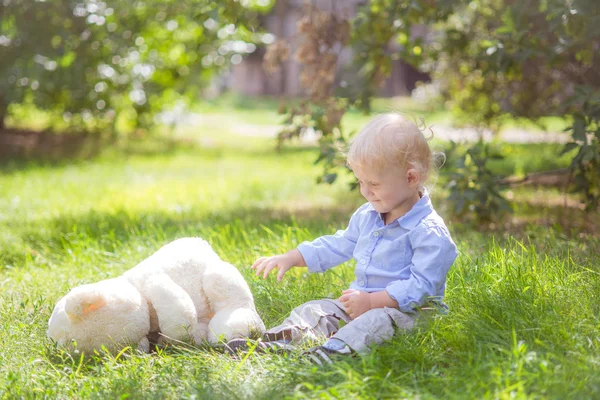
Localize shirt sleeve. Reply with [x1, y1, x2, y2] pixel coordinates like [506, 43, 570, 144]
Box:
[385, 224, 458, 313]
[296, 206, 364, 273]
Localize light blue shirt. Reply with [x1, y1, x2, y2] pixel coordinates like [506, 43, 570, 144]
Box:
[297, 192, 458, 313]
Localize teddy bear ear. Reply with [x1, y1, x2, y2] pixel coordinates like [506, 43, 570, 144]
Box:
[64, 290, 107, 320]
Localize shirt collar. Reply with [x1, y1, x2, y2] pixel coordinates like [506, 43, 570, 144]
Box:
[365, 189, 434, 229]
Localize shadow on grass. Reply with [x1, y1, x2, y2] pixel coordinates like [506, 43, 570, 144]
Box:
[0, 201, 356, 270]
[0, 128, 105, 170]
[0, 129, 212, 173]
[441, 194, 599, 240]
[3, 188, 598, 274]
[0, 127, 321, 175]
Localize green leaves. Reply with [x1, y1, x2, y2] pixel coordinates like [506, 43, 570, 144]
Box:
[446, 140, 513, 223]
[306, 0, 600, 217]
[0, 0, 270, 135]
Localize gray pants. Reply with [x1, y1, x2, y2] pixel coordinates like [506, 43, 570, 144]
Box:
[264, 299, 421, 354]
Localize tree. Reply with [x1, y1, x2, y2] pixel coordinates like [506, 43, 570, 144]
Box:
[268, 0, 600, 218]
[0, 0, 271, 134]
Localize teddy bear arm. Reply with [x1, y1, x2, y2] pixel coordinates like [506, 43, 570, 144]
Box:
[137, 336, 150, 353]
[202, 263, 255, 312]
[143, 275, 206, 344]
[207, 308, 266, 343]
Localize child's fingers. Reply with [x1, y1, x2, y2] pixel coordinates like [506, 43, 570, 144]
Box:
[254, 259, 270, 277]
[276, 267, 288, 282]
[262, 262, 278, 279]
[340, 289, 357, 300]
[251, 257, 268, 270]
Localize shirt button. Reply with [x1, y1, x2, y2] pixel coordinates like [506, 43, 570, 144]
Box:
[359, 281, 365, 287]
[373, 231, 380, 237]
[361, 259, 367, 265]
[409, 301, 418, 309]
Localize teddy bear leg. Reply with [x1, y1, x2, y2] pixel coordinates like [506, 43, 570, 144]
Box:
[137, 337, 150, 353]
[207, 308, 266, 344]
[155, 323, 207, 347]
[202, 264, 265, 343]
[190, 322, 209, 345]
[143, 275, 206, 344]
[202, 263, 256, 311]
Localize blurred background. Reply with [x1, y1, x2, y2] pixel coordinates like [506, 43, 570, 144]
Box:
[1, 0, 598, 228]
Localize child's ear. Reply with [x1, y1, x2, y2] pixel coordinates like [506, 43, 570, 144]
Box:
[406, 168, 420, 186]
[65, 289, 107, 320]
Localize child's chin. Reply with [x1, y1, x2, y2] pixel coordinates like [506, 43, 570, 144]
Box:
[370, 202, 385, 212]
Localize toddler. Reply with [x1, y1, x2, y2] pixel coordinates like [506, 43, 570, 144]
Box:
[227, 113, 458, 365]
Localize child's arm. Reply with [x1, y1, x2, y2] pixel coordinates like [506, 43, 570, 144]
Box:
[340, 224, 457, 319]
[339, 289, 398, 319]
[295, 204, 367, 274]
[385, 224, 458, 313]
[253, 204, 366, 281]
[252, 249, 306, 281]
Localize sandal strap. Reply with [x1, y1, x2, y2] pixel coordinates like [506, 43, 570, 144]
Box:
[304, 348, 333, 365]
[225, 338, 294, 356]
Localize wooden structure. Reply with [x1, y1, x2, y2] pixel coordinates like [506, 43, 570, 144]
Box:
[227, 0, 430, 97]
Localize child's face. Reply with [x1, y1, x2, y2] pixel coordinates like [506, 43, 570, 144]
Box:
[352, 164, 420, 222]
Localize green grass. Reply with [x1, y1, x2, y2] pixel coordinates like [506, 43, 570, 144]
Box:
[1, 117, 599, 398]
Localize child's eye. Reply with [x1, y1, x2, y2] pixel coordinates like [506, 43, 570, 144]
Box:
[370, 182, 379, 187]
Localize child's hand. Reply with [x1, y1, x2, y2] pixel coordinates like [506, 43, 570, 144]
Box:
[251, 249, 306, 281]
[338, 289, 372, 319]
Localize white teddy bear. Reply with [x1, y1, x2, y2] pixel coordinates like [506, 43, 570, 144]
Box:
[47, 237, 265, 354]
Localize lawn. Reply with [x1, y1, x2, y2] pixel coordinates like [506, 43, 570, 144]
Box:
[1, 106, 599, 399]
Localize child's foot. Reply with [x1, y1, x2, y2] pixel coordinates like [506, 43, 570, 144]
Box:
[301, 345, 353, 365]
[224, 338, 295, 356]
[301, 339, 353, 365]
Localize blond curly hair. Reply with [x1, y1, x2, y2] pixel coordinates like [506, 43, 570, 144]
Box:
[347, 113, 444, 189]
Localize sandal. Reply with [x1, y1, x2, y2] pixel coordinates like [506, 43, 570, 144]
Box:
[301, 344, 353, 366]
[224, 338, 295, 356]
